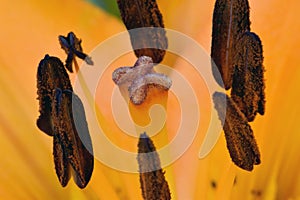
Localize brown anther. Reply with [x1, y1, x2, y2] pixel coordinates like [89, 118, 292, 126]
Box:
[211, 0, 251, 89]
[36, 55, 73, 136]
[117, 0, 168, 64]
[36, 55, 93, 188]
[52, 89, 94, 188]
[231, 31, 265, 122]
[213, 92, 261, 171]
[137, 133, 171, 200]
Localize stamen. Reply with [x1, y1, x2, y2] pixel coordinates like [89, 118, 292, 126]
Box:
[213, 92, 261, 171]
[116, 0, 168, 64]
[211, 0, 250, 89]
[36, 55, 73, 136]
[231, 31, 265, 122]
[137, 133, 171, 200]
[58, 32, 93, 73]
[36, 55, 93, 188]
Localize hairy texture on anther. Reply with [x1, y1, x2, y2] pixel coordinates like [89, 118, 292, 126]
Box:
[52, 89, 94, 188]
[231, 31, 265, 121]
[137, 133, 171, 200]
[213, 92, 260, 171]
[117, 0, 168, 64]
[36, 55, 73, 136]
[211, 0, 250, 89]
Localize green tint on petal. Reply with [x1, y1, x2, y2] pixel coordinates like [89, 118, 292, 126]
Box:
[86, 0, 120, 18]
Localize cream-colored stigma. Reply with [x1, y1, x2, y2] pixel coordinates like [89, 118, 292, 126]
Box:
[112, 56, 172, 105]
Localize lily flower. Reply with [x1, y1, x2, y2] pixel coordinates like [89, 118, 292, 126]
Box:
[0, 0, 300, 199]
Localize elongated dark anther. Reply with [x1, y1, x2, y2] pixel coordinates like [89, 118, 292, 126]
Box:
[231, 31, 265, 121]
[52, 89, 94, 188]
[36, 55, 73, 136]
[137, 133, 171, 200]
[117, 0, 168, 64]
[213, 92, 260, 171]
[59, 32, 93, 72]
[211, 0, 251, 89]
[36, 55, 93, 188]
